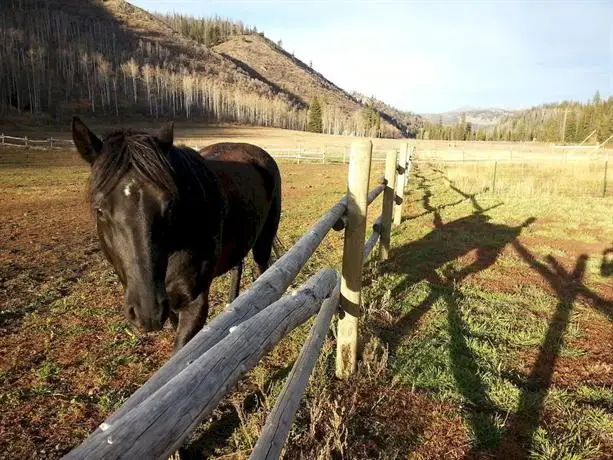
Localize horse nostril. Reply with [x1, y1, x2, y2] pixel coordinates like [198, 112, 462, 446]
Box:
[126, 305, 137, 322]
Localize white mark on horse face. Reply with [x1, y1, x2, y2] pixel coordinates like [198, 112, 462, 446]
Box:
[123, 180, 139, 198]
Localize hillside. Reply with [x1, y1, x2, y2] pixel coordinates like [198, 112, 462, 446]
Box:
[210, 34, 402, 137]
[0, 0, 310, 129]
[0, 0, 410, 138]
[421, 107, 515, 127]
[352, 92, 423, 137]
[489, 95, 613, 143]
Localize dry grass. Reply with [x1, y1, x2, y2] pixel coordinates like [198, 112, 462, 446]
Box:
[429, 159, 611, 198]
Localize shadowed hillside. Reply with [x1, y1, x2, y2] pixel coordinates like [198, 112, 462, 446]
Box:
[0, 0, 305, 128]
[352, 92, 423, 137]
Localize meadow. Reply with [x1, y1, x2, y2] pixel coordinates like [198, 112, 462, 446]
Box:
[0, 126, 611, 459]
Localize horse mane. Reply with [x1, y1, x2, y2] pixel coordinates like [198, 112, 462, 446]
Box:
[89, 129, 207, 204]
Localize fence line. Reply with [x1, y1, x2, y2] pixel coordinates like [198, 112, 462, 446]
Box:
[424, 157, 610, 198]
[422, 157, 606, 163]
[2, 132, 610, 164]
[0, 133, 75, 150]
[64, 140, 413, 459]
[418, 148, 607, 163]
[0, 133, 390, 163]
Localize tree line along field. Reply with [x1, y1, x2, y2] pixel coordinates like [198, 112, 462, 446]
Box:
[0, 126, 612, 459]
[419, 92, 613, 143]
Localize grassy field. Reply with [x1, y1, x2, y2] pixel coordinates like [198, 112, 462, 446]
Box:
[4, 119, 611, 161]
[1, 128, 612, 459]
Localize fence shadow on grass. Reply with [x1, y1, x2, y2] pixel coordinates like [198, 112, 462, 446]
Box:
[601, 248, 613, 277]
[377, 165, 613, 458]
[374, 165, 534, 454]
[494, 245, 613, 459]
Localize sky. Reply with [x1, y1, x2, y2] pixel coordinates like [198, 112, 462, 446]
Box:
[131, 0, 613, 114]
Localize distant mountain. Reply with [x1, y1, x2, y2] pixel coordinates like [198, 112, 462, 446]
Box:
[421, 107, 516, 127]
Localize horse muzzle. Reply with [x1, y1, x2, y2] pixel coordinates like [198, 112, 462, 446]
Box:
[124, 297, 169, 332]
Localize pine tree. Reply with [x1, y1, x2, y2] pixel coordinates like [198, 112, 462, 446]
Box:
[307, 97, 323, 133]
[361, 100, 381, 137]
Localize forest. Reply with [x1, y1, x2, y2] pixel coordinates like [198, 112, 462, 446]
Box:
[417, 92, 613, 144]
[0, 2, 305, 129]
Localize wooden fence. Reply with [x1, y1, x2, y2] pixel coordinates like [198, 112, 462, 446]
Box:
[0, 133, 75, 150]
[62, 140, 413, 459]
[0, 133, 390, 164]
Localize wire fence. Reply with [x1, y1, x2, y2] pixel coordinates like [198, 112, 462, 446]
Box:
[423, 157, 610, 198]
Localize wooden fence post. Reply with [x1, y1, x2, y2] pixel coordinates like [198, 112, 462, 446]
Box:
[604, 160, 608, 198]
[1, 133, 4, 146]
[49, 137, 54, 149]
[393, 144, 409, 226]
[24, 136, 29, 149]
[380, 149, 398, 261]
[336, 139, 372, 379]
[492, 160, 498, 194]
[404, 147, 414, 194]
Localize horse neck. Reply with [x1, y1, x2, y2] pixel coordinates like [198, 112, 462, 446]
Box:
[168, 147, 225, 238]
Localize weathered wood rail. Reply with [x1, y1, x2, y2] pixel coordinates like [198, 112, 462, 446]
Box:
[63, 140, 414, 459]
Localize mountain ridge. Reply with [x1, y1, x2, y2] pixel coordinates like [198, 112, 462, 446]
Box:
[421, 107, 516, 127]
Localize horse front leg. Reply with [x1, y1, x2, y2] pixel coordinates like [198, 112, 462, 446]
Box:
[228, 260, 243, 304]
[173, 288, 210, 353]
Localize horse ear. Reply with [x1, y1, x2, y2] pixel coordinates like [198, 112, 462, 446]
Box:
[156, 121, 174, 151]
[72, 117, 102, 165]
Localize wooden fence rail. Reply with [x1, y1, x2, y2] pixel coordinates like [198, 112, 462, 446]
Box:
[63, 140, 413, 459]
[66, 269, 340, 459]
[0, 133, 75, 149]
[250, 277, 341, 460]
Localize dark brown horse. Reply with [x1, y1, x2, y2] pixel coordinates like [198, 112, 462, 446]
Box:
[72, 118, 281, 351]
